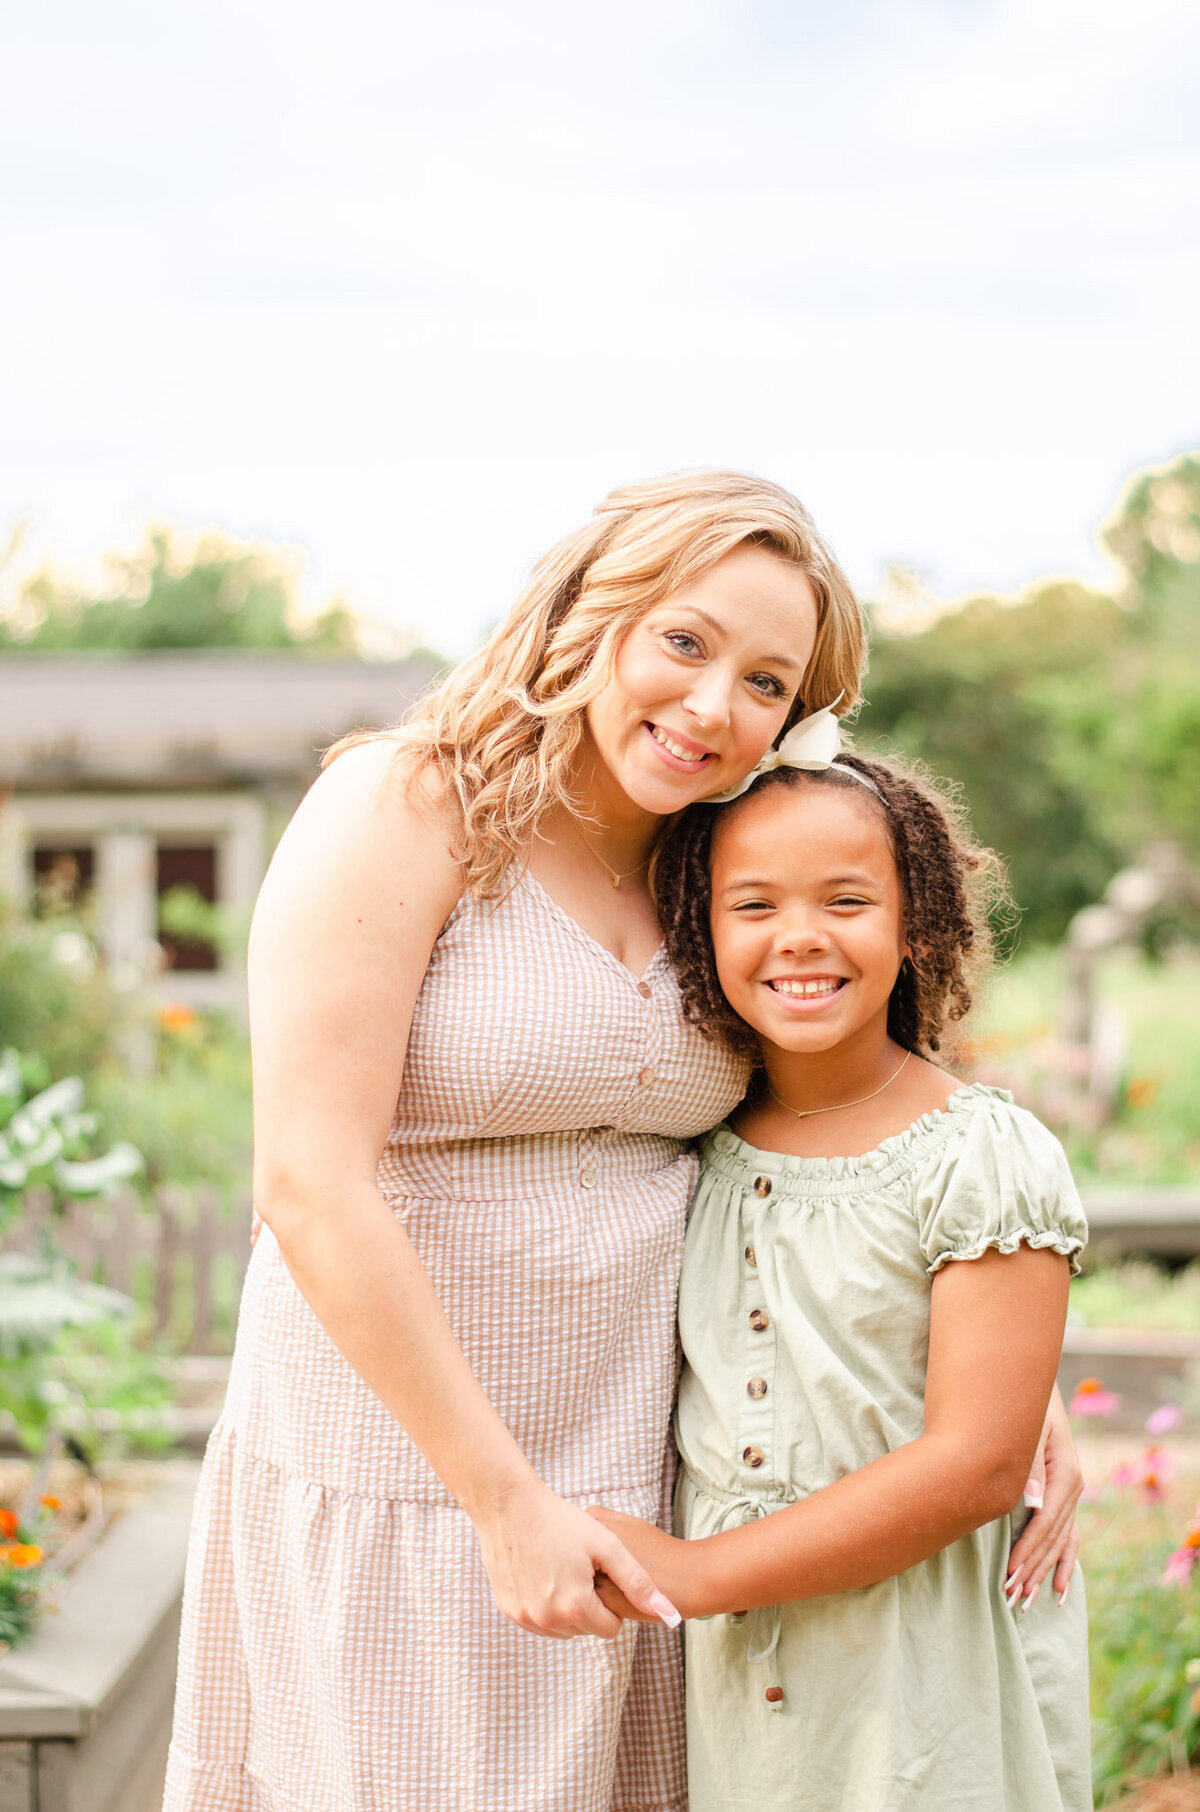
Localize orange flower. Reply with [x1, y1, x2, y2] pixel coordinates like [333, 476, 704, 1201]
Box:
[3, 1543, 42, 1568]
[39, 1495, 60, 1510]
[1126, 1076, 1158, 1110]
[0, 1508, 18, 1539]
[158, 1002, 197, 1033]
[1185, 1530, 1200, 1549]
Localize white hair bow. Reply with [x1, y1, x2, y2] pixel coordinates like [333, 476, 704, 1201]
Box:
[702, 698, 876, 804]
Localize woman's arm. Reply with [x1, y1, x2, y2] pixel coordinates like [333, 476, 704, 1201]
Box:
[592, 1242, 1069, 1617]
[250, 742, 678, 1639]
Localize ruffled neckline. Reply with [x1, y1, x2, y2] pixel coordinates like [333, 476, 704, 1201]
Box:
[700, 1082, 1014, 1195]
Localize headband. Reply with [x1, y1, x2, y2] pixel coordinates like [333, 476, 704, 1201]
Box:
[701, 700, 880, 804]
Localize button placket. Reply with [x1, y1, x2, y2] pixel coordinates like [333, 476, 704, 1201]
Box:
[577, 1131, 599, 1190]
[739, 1185, 777, 1480]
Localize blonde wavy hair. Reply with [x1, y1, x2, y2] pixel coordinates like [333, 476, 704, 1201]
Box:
[325, 470, 866, 895]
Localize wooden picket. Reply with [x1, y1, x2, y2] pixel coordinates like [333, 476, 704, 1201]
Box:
[3, 1184, 252, 1353]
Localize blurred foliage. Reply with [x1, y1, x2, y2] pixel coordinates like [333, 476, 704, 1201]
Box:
[972, 946, 1200, 1183]
[0, 526, 361, 655]
[0, 903, 127, 1080]
[859, 451, 1200, 944]
[1084, 1467, 1200, 1802]
[1069, 1258, 1200, 1334]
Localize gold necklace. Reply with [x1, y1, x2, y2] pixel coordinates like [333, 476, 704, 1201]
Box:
[569, 819, 649, 890]
[767, 1049, 913, 1120]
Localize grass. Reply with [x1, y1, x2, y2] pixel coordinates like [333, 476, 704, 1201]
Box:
[1070, 1260, 1200, 1334]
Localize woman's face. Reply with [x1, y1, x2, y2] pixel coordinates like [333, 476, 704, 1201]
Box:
[709, 780, 907, 1061]
[583, 544, 820, 818]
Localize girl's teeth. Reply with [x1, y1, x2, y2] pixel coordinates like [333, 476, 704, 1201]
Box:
[772, 979, 841, 997]
[651, 726, 706, 763]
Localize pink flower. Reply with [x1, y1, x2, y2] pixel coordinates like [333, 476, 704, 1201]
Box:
[1069, 1377, 1121, 1417]
[1164, 1546, 1197, 1586]
[1147, 1405, 1184, 1437]
[1135, 1446, 1177, 1505]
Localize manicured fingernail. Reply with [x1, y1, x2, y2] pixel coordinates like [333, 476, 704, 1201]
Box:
[1020, 1583, 1040, 1613]
[1023, 1480, 1044, 1510]
[1005, 1581, 1023, 1608]
[647, 1589, 682, 1629]
[1057, 1580, 1071, 1608]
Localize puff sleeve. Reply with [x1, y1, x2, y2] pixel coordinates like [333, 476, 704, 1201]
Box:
[914, 1088, 1087, 1278]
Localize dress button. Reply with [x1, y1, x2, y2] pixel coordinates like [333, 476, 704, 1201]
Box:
[748, 1308, 769, 1332]
[637, 981, 653, 999]
[579, 1170, 597, 1189]
[638, 1066, 657, 1087]
[753, 1176, 772, 1198]
[747, 1377, 768, 1399]
[744, 1243, 757, 1267]
[742, 1446, 765, 1468]
[765, 1686, 784, 1704]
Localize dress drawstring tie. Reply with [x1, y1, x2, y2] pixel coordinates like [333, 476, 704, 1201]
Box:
[683, 1467, 792, 1711]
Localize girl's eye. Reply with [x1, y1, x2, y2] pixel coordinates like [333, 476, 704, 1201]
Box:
[831, 895, 871, 908]
[731, 899, 773, 913]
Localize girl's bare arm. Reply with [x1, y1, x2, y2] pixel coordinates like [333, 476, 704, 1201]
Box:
[251, 742, 676, 1639]
[592, 1243, 1069, 1617]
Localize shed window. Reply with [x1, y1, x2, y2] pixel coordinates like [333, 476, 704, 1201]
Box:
[157, 844, 218, 972]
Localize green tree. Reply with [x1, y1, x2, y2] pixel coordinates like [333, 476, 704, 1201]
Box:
[0, 527, 360, 655]
[857, 450, 1200, 945]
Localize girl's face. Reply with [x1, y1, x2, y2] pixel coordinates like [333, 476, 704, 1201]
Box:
[709, 780, 908, 1059]
[583, 544, 819, 818]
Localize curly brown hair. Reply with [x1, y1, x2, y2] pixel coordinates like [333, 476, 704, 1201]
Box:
[653, 751, 1012, 1062]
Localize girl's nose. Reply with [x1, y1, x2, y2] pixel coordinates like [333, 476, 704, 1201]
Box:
[776, 913, 830, 955]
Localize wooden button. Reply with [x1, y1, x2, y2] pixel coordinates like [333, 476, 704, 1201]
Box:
[742, 1445, 765, 1468]
[765, 1686, 784, 1704]
[744, 1243, 757, 1267]
[753, 1176, 772, 1198]
[747, 1378, 767, 1399]
[748, 1308, 769, 1332]
[637, 981, 653, 999]
[638, 1067, 657, 1087]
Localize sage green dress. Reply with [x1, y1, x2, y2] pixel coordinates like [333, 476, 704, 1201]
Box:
[675, 1085, 1092, 1812]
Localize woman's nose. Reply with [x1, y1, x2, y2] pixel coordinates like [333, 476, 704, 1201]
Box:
[681, 668, 733, 730]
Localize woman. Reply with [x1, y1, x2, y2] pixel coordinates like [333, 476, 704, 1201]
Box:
[164, 471, 1080, 1812]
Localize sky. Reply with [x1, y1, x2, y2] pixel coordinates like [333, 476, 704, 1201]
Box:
[2, 0, 1198, 655]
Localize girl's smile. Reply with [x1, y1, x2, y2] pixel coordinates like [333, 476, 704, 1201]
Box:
[709, 779, 908, 1063]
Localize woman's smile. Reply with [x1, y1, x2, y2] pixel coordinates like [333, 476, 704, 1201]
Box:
[582, 544, 820, 818]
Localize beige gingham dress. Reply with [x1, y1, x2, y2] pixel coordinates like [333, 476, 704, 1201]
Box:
[164, 870, 750, 1812]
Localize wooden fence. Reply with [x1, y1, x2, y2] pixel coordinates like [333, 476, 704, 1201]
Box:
[5, 1186, 252, 1354]
[6, 1184, 1200, 1357]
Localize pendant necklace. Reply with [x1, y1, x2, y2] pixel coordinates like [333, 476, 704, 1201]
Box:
[570, 819, 649, 890]
[767, 1049, 913, 1120]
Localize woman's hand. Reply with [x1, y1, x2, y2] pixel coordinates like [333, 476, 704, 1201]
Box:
[473, 1484, 680, 1639]
[1006, 1386, 1083, 1609]
[587, 1505, 707, 1621]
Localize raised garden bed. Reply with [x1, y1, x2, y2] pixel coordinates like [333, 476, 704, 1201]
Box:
[0, 1461, 198, 1812]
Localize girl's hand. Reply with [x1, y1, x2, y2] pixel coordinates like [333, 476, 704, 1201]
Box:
[587, 1505, 706, 1620]
[1006, 1387, 1083, 1609]
[473, 1484, 681, 1639]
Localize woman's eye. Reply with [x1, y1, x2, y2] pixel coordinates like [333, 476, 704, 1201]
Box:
[748, 673, 788, 700]
[665, 630, 704, 658]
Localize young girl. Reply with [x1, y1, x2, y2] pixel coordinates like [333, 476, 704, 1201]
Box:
[593, 729, 1091, 1811]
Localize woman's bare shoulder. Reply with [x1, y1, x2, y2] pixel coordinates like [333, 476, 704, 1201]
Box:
[256, 741, 465, 945]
